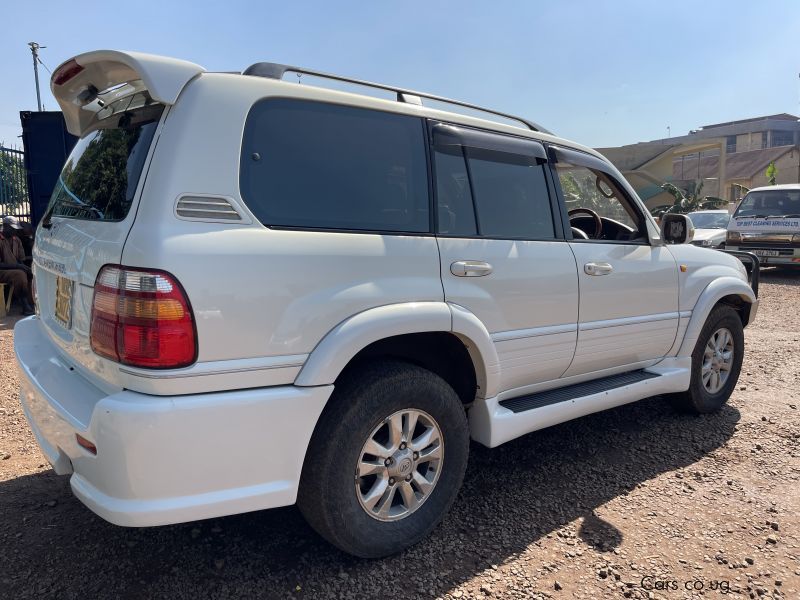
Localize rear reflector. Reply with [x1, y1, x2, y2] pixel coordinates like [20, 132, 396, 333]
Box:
[90, 266, 197, 369]
[76, 434, 97, 455]
[52, 59, 85, 86]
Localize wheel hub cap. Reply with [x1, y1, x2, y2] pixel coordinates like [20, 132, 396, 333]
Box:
[355, 409, 444, 522]
[701, 327, 734, 394]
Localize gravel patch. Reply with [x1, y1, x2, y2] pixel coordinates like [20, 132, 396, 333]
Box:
[1, 269, 798, 599]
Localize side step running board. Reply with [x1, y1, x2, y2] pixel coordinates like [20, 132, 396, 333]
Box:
[499, 370, 661, 414]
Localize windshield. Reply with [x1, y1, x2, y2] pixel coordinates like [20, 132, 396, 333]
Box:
[734, 189, 800, 218]
[687, 212, 730, 229]
[45, 103, 163, 222]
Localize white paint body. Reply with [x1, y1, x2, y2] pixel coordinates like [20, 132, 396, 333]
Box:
[17, 51, 758, 527]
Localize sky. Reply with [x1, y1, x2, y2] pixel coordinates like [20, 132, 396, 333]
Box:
[1, 1, 799, 149]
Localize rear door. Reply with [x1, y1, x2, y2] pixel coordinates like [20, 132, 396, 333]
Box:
[432, 123, 579, 394]
[33, 99, 164, 389]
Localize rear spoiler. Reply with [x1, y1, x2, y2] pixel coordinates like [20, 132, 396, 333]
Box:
[50, 50, 205, 137]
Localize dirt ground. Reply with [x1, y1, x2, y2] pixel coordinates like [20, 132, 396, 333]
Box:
[1, 269, 798, 600]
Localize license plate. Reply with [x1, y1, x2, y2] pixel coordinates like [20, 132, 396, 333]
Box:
[54, 276, 74, 328]
[751, 249, 779, 257]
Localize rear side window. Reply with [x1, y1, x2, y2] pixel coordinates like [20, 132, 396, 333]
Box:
[467, 149, 555, 239]
[434, 141, 555, 240]
[47, 104, 163, 222]
[240, 99, 430, 233]
[434, 147, 477, 236]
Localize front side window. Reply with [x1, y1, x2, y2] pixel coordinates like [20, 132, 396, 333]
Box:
[240, 99, 429, 233]
[556, 163, 646, 242]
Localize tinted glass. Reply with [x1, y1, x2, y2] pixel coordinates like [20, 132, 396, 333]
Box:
[466, 149, 555, 239]
[434, 147, 476, 236]
[47, 104, 163, 221]
[240, 99, 429, 232]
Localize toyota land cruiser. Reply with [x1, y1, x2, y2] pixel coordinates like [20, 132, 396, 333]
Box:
[15, 50, 759, 558]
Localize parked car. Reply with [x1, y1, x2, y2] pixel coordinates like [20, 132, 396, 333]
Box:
[726, 184, 800, 267]
[16, 50, 759, 558]
[687, 209, 731, 248]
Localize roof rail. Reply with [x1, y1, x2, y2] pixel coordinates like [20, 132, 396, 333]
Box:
[242, 62, 552, 135]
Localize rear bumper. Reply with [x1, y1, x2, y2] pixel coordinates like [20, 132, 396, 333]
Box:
[14, 316, 332, 527]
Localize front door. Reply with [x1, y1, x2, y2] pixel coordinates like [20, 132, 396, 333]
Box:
[431, 123, 579, 394]
[550, 146, 679, 378]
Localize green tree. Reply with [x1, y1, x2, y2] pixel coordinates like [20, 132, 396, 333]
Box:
[0, 147, 29, 210]
[653, 180, 726, 216]
[765, 161, 777, 185]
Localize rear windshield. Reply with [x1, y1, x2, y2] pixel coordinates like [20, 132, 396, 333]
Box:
[45, 104, 163, 222]
[734, 189, 800, 218]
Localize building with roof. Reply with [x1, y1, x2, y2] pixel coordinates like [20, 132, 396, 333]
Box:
[597, 114, 800, 210]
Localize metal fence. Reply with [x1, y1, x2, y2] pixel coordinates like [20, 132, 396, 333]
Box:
[0, 145, 31, 221]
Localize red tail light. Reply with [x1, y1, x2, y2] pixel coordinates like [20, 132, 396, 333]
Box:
[52, 59, 84, 86]
[90, 266, 197, 369]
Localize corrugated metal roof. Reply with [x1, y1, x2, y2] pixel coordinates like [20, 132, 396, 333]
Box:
[673, 146, 796, 181]
[596, 142, 679, 171]
[701, 113, 799, 130]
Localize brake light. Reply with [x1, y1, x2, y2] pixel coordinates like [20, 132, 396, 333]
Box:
[52, 59, 84, 86]
[90, 266, 197, 369]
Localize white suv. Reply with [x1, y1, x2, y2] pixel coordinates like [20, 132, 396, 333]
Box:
[16, 50, 759, 558]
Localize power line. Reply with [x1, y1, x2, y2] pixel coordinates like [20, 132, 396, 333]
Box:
[37, 57, 52, 75]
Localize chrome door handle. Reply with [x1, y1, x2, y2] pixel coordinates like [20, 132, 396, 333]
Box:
[451, 260, 493, 277]
[584, 262, 613, 276]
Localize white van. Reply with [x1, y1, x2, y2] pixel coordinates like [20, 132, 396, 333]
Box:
[15, 50, 758, 558]
[727, 184, 800, 266]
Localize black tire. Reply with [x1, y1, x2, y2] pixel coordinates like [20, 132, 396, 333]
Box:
[668, 305, 744, 414]
[297, 360, 469, 558]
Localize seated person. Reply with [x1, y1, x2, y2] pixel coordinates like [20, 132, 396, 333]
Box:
[0, 218, 34, 315]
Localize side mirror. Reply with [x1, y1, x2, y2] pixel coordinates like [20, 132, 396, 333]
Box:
[660, 214, 695, 244]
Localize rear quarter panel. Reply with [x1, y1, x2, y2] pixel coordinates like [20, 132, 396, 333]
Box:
[120, 74, 443, 391]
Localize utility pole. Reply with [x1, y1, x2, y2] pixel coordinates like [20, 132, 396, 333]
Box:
[28, 41, 44, 112]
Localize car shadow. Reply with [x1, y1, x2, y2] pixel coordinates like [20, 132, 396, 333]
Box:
[758, 266, 800, 285]
[0, 396, 739, 599]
